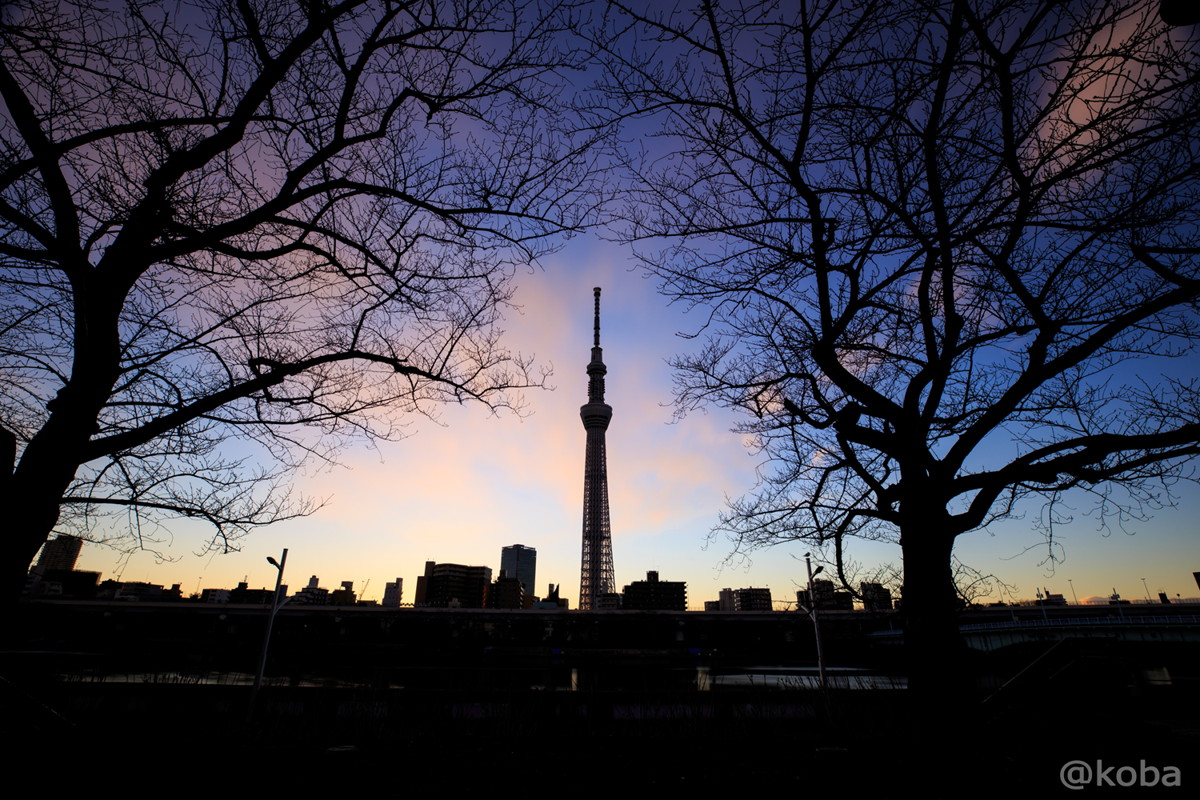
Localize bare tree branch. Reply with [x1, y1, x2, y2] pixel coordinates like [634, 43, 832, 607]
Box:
[600, 0, 1199, 691]
[0, 0, 606, 591]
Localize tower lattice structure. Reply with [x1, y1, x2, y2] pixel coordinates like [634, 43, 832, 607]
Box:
[579, 287, 615, 610]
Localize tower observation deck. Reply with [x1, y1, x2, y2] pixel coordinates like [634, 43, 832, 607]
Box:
[579, 287, 615, 610]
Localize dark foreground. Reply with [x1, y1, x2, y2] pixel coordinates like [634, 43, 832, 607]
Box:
[4, 601, 1196, 793]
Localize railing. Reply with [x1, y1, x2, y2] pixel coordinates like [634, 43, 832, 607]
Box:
[869, 614, 1200, 636]
[959, 615, 1200, 631]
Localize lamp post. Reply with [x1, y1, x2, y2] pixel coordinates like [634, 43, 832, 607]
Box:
[802, 554, 827, 691]
[250, 548, 288, 716]
[1141, 577, 1151, 603]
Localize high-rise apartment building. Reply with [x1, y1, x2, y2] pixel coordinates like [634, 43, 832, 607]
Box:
[36, 534, 83, 571]
[622, 571, 688, 611]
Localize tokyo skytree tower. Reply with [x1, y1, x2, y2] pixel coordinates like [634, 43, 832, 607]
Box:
[578, 287, 615, 610]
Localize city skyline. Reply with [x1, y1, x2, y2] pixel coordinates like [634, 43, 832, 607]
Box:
[68, 237, 1200, 609]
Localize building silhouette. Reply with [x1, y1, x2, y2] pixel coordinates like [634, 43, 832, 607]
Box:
[229, 581, 281, 604]
[500, 544, 536, 596]
[803, 579, 852, 610]
[26, 534, 94, 598]
[293, 575, 330, 605]
[329, 580, 357, 605]
[578, 287, 616, 610]
[37, 534, 83, 571]
[623, 571, 687, 611]
[860, 582, 893, 611]
[488, 572, 525, 609]
[383, 577, 403, 607]
[101, 580, 182, 601]
[533, 583, 569, 610]
[713, 587, 774, 611]
[415, 561, 492, 608]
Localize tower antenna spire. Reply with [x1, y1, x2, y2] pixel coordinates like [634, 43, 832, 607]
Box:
[579, 287, 615, 610]
[594, 286, 601, 348]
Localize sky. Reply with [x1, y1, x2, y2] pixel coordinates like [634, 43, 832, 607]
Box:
[53, 0, 1199, 608]
[72, 231, 1200, 608]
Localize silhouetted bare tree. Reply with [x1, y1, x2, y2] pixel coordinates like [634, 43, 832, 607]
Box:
[0, 0, 602, 595]
[600, 0, 1199, 690]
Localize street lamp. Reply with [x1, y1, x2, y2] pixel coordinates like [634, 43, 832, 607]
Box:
[251, 548, 288, 711]
[801, 554, 827, 692]
[1141, 577, 1151, 603]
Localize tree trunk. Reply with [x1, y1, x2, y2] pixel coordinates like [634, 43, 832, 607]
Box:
[898, 525, 976, 800]
[0, 467, 73, 605]
[0, 277, 125, 603]
[897, 499, 982, 789]
[899, 522, 965, 700]
[0, 378, 110, 604]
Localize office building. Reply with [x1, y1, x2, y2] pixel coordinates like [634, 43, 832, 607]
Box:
[500, 544, 536, 596]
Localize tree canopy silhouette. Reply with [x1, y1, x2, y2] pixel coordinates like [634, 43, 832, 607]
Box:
[600, 0, 1199, 688]
[0, 0, 601, 595]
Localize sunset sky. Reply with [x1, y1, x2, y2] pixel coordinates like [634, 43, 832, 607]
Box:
[33, 0, 1193, 610]
[71, 232, 1200, 608]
